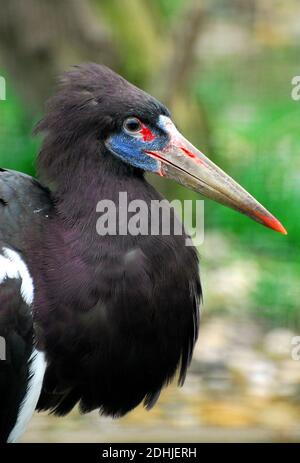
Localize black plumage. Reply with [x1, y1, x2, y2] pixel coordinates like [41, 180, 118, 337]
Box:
[0, 63, 284, 442]
[0, 65, 201, 441]
[0, 170, 50, 441]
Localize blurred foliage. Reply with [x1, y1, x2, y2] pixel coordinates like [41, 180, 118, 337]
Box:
[0, 0, 299, 328]
[0, 82, 37, 175]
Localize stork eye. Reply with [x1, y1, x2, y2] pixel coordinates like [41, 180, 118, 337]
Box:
[123, 117, 142, 134]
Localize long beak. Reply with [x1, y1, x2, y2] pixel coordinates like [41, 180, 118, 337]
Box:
[145, 116, 287, 234]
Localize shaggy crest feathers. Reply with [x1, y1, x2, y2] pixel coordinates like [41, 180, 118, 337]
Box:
[34, 64, 169, 190]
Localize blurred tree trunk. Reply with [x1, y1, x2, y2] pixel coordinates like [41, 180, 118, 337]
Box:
[160, 3, 205, 106]
[148, 1, 213, 198]
[0, 0, 118, 115]
[153, 1, 213, 154]
[99, 0, 165, 88]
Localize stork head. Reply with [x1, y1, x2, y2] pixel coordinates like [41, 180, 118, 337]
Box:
[37, 63, 286, 234]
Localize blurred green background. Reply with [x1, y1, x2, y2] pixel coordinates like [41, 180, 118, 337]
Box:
[1, 0, 300, 442]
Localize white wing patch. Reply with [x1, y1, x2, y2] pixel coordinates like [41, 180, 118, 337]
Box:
[0, 247, 46, 442]
[0, 247, 34, 305]
[7, 350, 47, 443]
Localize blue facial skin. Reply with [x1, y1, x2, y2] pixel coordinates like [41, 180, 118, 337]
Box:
[105, 126, 169, 173]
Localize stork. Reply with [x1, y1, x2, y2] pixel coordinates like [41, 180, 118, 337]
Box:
[0, 64, 286, 443]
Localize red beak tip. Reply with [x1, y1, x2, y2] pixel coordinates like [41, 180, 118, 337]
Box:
[252, 211, 287, 235]
[267, 218, 287, 235]
[278, 224, 288, 235]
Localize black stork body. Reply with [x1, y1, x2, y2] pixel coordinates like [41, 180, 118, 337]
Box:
[0, 64, 286, 442]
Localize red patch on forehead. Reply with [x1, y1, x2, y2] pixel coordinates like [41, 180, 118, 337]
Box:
[140, 125, 155, 142]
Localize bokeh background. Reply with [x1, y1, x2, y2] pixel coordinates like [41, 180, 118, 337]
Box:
[0, 0, 300, 442]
